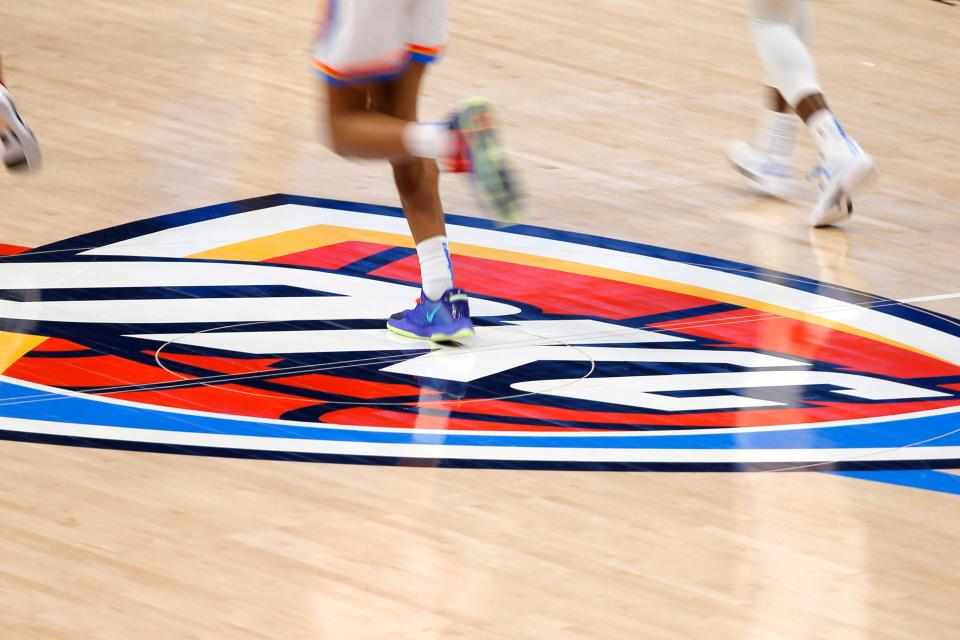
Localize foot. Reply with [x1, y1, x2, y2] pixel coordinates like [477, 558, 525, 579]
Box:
[809, 137, 878, 227]
[726, 140, 799, 200]
[0, 85, 41, 172]
[450, 97, 525, 224]
[386, 287, 476, 342]
[727, 109, 799, 200]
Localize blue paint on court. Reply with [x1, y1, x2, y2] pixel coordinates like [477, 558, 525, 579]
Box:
[830, 469, 960, 496]
[1, 375, 959, 451]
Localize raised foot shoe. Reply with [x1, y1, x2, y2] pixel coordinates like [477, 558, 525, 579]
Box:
[0, 85, 41, 172]
[726, 140, 799, 200]
[809, 138, 878, 228]
[727, 109, 801, 200]
[386, 287, 476, 342]
[450, 97, 525, 225]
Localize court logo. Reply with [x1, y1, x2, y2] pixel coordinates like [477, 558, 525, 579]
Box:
[1, 194, 959, 470]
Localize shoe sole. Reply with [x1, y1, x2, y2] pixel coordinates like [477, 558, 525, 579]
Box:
[726, 142, 800, 201]
[810, 157, 878, 227]
[386, 324, 476, 343]
[457, 98, 525, 225]
[728, 158, 799, 201]
[0, 86, 41, 172]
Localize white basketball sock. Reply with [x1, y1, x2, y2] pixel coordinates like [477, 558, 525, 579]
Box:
[416, 235, 454, 301]
[403, 122, 457, 160]
[754, 109, 799, 158]
[807, 109, 850, 157]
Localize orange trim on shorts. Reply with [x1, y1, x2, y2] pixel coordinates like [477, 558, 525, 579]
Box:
[407, 43, 445, 60]
[311, 50, 409, 84]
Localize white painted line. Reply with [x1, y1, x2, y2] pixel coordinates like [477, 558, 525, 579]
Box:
[4, 373, 960, 438]
[898, 292, 960, 304]
[4, 415, 960, 463]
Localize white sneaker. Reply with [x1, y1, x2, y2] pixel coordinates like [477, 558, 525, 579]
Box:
[0, 85, 41, 172]
[727, 110, 801, 200]
[726, 140, 799, 200]
[809, 137, 878, 227]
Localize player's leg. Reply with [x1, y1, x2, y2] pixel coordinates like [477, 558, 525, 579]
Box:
[747, 0, 877, 226]
[325, 80, 458, 163]
[728, 1, 810, 200]
[323, 66, 472, 341]
[325, 77, 523, 226]
[323, 68, 454, 285]
[373, 65, 475, 341]
[369, 63, 446, 247]
[316, 0, 521, 225]
[314, 0, 520, 340]
[400, 0, 524, 224]
[727, 3, 810, 200]
[0, 52, 42, 173]
[316, 0, 455, 162]
[315, 0, 471, 341]
[377, 64, 468, 334]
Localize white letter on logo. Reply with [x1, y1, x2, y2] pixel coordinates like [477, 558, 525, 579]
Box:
[512, 371, 949, 412]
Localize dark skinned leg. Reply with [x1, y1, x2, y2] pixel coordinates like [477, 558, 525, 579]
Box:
[376, 64, 445, 244]
[325, 79, 410, 159]
[768, 86, 790, 113]
[322, 63, 445, 244]
[763, 86, 827, 122]
[794, 92, 829, 123]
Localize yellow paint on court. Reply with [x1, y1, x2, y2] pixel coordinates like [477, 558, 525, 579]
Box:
[0, 333, 48, 373]
[189, 225, 414, 262]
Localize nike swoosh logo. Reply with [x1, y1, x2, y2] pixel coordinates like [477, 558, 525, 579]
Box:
[425, 306, 440, 323]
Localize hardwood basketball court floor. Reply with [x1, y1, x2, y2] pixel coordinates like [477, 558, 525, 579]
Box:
[1, 1, 958, 638]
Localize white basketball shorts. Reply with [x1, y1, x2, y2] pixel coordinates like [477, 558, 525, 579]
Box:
[312, 0, 448, 85]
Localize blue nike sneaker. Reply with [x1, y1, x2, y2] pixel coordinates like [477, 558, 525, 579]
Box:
[386, 288, 476, 342]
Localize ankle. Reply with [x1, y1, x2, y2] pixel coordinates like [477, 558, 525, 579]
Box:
[755, 109, 798, 158]
[416, 235, 454, 300]
[807, 109, 848, 156]
[403, 122, 458, 160]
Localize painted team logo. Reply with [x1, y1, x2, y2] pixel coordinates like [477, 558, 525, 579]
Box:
[1, 194, 959, 470]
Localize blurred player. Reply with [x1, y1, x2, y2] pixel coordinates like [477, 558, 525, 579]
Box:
[727, 0, 877, 227]
[312, 0, 524, 342]
[0, 54, 41, 173]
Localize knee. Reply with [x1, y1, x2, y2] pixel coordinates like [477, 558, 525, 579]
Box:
[326, 115, 352, 157]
